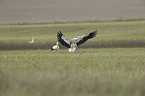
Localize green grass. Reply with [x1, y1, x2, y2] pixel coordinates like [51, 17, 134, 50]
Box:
[0, 20, 145, 50]
[0, 20, 145, 42]
[0, 48, 145, 96]
[0, 20, 145, 96]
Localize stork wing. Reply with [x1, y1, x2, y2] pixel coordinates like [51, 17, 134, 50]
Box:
[76, 30, 97, 46]
[57, 31, 71, 48]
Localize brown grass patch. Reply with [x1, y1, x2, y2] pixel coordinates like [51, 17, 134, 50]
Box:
[0, 39, 145, 50]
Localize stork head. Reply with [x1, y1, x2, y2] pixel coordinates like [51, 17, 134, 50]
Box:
[78, 36, 82, 40]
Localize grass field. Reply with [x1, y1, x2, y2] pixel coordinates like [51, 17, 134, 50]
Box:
[0, 48, 145, 96]
[0, 20, 145, 96]
[0, 20, 145, 42]
[0, 20, 145, 50]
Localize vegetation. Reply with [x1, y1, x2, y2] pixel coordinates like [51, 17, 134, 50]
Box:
[0, 20, 145, 50]
[0, 40, 145, 50]
[0, 20, 145, 96]
[0, 20, 145, 42]
[0, 48, 145, 96]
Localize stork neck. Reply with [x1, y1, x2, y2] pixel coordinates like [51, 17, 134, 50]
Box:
[56, 42, 58, 46]
[32, 38, 34, 41]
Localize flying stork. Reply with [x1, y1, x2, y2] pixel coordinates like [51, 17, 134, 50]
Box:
[57, 30, 97, 52]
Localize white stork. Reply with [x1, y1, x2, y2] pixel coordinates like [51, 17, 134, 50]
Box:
[51, 42, 59, 52]
[57, 30, 97, 52]
[28, 37, 34, 43]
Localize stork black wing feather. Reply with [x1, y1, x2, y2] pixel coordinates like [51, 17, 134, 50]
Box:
[57, 31, 71, 48]
[76, 30, 97, 46]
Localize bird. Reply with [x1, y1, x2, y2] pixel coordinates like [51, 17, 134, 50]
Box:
[57, 30, 97, 52]
[51, 42, 59, 52]
[28, 37, 34, 43]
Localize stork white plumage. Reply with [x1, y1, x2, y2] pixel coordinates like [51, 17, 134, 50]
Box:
[51, 42, 59, 52]
[28, 37, 34, 43]
[57, 30, 97, 52]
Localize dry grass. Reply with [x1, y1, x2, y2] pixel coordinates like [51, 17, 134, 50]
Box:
[0, 39, 145, 50]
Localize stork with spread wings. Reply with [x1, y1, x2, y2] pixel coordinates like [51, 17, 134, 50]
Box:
[57, 30, 97, 52]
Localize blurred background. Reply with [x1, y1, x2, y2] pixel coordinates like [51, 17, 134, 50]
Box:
[0, 0, 145, 24]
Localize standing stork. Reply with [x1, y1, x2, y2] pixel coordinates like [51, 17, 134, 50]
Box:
[51, 42, 59, 52]
[57, 30, 97, 52]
